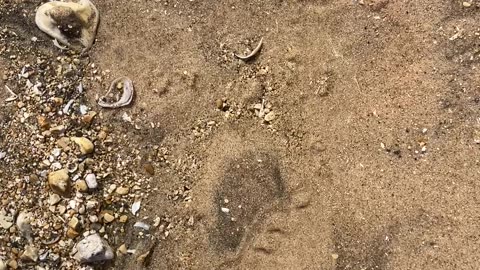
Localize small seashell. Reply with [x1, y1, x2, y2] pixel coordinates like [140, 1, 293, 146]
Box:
[63, 99, 75, 115]
[4, 85, 17, 102]
[131, 201, 141, 215]
[98, 77, 134, 108]
[133, 221, 150, 231]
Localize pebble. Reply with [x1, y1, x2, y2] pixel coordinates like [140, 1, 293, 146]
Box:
[153, 216, 161, 227]
[0, 259, 5, 270]
[85, 173, 98, 189]
[73, 234, 114, 263]
[264, 111, 276, 122]
[67, 227, 80, 239]
[49, 125, 65, 136]
[143, 162, 155, 175]
[75, 180, 88, 192]
[68, 217, 80, 230]
[115, 186, 129, 195]
[103, 213, 115, 223]
[119, 215, 128, 223]
[58, 205, 67, 214]
[20, 245, 38, 262]
[7, 260, 17, 269]
[0, 214, 13, 229]
[117, 244, 127, 255]
[37, 115, 50, 130]
[463, 1, 472, 7]
[48, 169, 70, 196]
[215, 99, 224, 110]
[48, 193, 61, 205]
[71, 137, 94, 155]
[81, 111, 97, 126]
[89, 215, 99, 223]
[16, 212, 32, 240]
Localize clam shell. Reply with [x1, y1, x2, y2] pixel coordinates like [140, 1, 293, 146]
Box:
[35, 0, 99, 52]
[98, 77, 134, 108]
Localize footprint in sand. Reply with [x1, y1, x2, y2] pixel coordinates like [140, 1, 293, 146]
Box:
[209, 151, 288, 254]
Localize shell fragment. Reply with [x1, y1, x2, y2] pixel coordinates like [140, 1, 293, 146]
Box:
[98, 77, 134, 108]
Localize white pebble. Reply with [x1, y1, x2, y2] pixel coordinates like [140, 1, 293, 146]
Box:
[85, 173, 98, 189]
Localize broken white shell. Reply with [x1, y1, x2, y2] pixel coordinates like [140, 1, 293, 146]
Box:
[133, 221, 150, 231]
[131, 201, 141, 215]
[35, 0, 99, 52]
[4, 85, 18, 102]
[98, 77, 134, 108]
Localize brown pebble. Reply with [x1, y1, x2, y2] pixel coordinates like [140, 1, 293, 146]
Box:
[103, 213, 115, 223]
[7, 259, 18, 269]
[81, 111, 97, 126]
[143, 163, 155, 175]
[66, 227, 79, 239]
[29, 174, 39, 182]
[119, 215, 128, 223]
[215, 99, 224, 110]
[52, 97, 63, 106]
[75, 180, 88, 192]
[97, 130, 108, 141]
[37, 116, 50, 130]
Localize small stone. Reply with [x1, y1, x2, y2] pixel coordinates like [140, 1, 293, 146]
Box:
[89, 215, 99, 223]
[81, 111, 97, 126]
[0, 214, 13, 229]
[58, 205, 67, 214]
[37, 116, 50, 130]
[52, 97, 63, 105]
[153, 216, 161, 227]
[56, 137, 71, 151]
[463, 1, 472, 7]
[473, 129, 480, 144]
[215, 99, 224, 110]
[0, 259, 6, 270]
[49, 125, 65, 136]
[75, 180, 88, 192]
[20, 245, 38, 262]
[136, 251, 151, 263]
[67, 227, 80, 239]
[48, 169, 70, 196]
[7, 259, 17, 269]
[115, 186, 129, 195]
[97, 130, 108, 141]
[117, 244, 127, 255]
[143, 162, 155, 175]
[48, 193, 61, 205]
[68, 217, 80, 230]
[103, 213, 115, 223]
[85, 173, 98, 189]
[119, 215, 128, 223]
[264, 111, 276, 122]
[73, 234, 114, 263]
[16, 212, 32, 240]
[71, 137, 94, 154]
